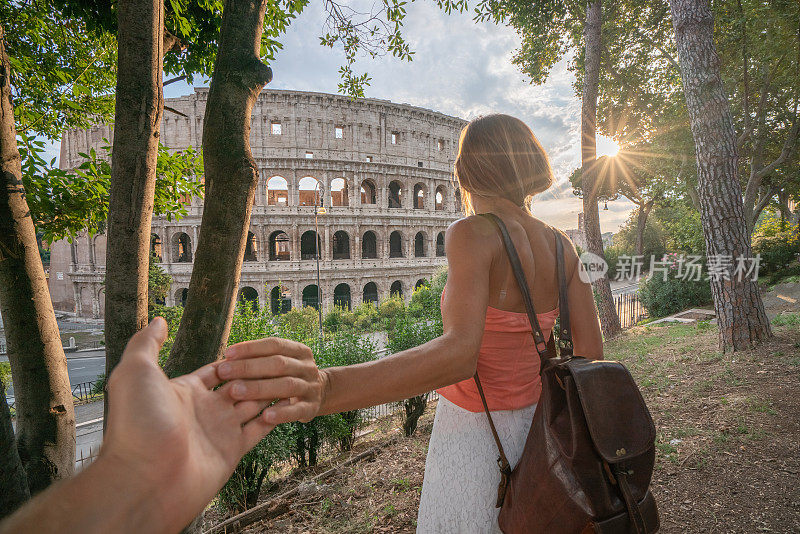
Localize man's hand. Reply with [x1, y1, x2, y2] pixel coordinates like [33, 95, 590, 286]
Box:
[101, 318, 275, 531]
[0, 318, 276, 534]
[216, 337, 327, 425]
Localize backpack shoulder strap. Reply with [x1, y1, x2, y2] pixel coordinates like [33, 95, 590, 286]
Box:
[478, 213, 549, 355]
[552, 227, 573, 357]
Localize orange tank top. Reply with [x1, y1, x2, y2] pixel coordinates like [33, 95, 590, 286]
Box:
[437, 293, 558, 413]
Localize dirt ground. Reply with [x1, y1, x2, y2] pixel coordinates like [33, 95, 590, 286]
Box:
[210, 315, 800, 533]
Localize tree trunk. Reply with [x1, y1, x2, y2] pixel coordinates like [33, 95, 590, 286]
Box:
[104, 0, 165, 423]
[668, 0, 772, 351]
[635, 200, 654, 257]
[0, 384, 29, 518]
[165, 0, 272, 378]
[580, 0, 621, 339]
[0, 28, 75, 494]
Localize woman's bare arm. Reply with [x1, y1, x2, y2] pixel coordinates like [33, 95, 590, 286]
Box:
[217, 218, 495, 422]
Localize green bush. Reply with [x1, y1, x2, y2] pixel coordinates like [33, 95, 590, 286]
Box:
[752, 214, 799, 276]
[218, 425, 291, 513]
[387, 314, 443, 435]
[0, 361, 11, 394]
[639, 256, 712, 317]
[322, 306, 356, 333]
[353, 302, 379, 331]
[277, 306, 319, 342]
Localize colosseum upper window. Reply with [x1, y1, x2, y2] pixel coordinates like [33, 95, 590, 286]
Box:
[271, 122, 282, 135]
[335, 126, 344, 139]
[437, 139, 444, 151]
[330, 178, 348, 207]
[267, 176, 289, 206]
[360, 180, 376, 205]
[269, 231, 290, 261]
[365, 156, 373, 162]
[150, 233, 162, 262]
[172, 232, 192, 263]
[299, 176, 322, 206]
[332, 231, 350, 260]
[435, 186, 445, 211]
[362, 231, 378, 259]
[244, 231, 258, 262]
[388, 181, 403, 208]
[436, 232, 446, 257]
[413, 183, 425, 209]
[391, 132, 398, 145]
[305, 151, 314, 159]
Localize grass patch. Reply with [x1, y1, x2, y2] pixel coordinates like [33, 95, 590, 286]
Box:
[772, 312, 800, 326]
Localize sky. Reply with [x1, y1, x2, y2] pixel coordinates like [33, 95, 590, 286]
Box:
[73, 0, 636, 233]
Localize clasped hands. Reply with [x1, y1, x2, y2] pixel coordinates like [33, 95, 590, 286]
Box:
[98, 318, 327, 533]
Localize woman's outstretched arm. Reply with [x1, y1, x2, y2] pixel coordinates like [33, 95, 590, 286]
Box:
[217, 217, 496, 423]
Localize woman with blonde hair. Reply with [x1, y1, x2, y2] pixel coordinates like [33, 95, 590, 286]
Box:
[218, 113, 604, 532]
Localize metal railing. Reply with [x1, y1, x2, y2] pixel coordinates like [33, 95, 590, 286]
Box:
[615, 292, 648, 329]
[72, 381, 99, 402]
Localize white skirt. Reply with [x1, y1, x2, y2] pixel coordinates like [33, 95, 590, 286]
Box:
[416, 396, 536, 533]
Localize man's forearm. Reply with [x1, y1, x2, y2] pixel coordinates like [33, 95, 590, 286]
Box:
[0, 454, 173, 534]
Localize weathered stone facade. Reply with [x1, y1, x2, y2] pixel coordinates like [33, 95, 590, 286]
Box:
[48, 88, 466, 317]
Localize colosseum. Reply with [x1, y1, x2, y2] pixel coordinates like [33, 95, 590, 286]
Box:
[47, 88, 467, 318]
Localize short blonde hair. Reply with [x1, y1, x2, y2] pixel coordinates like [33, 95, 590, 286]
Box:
[454, 114, 554, 215]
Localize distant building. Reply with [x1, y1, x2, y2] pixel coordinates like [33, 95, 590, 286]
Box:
[49, 88, 467, 318]
[563, 213, 614, 251]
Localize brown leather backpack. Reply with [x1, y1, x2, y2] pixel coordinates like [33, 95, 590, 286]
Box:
[475, 214, 659, 534]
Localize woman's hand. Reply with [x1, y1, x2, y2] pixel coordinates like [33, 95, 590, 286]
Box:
[217, 338, 328, 424]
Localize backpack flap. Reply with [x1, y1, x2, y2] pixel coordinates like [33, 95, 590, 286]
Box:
[564, 358, 656, 464]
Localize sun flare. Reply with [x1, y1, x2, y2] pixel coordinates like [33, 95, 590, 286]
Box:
[596, 135, 621, 158]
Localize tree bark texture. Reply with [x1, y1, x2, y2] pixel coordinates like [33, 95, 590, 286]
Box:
[0, 28, 75, 493]
[668, 0, 772, 351]
[104, 0, 165, 408]
[580, 0, 622, 339]
[0, 384, 29, 519]
[635, 200, 654, 257]
[165, 0, 272, 378]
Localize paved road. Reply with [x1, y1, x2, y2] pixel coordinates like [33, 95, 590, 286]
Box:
[4, 350, 105, 405]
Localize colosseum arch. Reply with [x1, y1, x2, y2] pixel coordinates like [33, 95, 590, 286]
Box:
[435, 185, 446, 211]
[270, 284, 291, 314]
[414, 231, 427, 257]
[301, 230, 322, 260]
[454, 188, 462, 212]
[333, 283, 351, 310]
[269, 230, 290, 261]
[413, 183, 426, 209]
[389, 231, 404, 258]
[266, 176, 289, 206]
[332, 230, 350, 260]
[436, 232, 446, 257]
[330, 178, 348, 207]
[361, 230, 378, 259]
[299, 176, 322, 206]
[302, 284, 320, 309]
[244, 231, 258, 261]
[388, 180, 403, 208]
[363, 281, 378, 304]
[237, 286, 259, 311]
[415, 279, 427, 290]
[175, 287, 189, 307]
[150, 233, 162, 262]
[360, 179, 376, 205]
[172, 232, 192, 262]
[390, 280, 403, 298]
